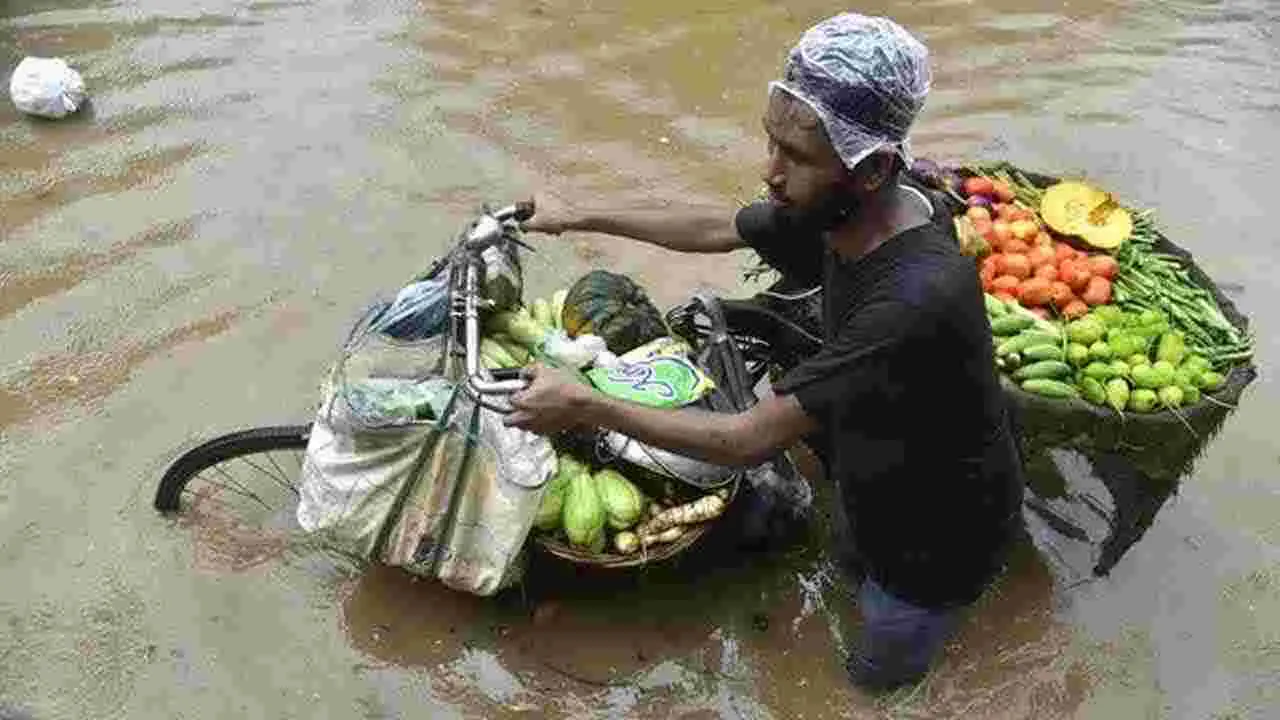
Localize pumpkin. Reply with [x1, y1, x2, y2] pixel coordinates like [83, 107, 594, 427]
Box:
[562, 270, 667, 354]
[1039, 182, 1132, 251]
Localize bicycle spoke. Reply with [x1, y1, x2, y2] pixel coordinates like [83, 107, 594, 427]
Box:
[202, 464, 273, 511]
[263, 451, 300, 496]
[236, 453, 296, 497]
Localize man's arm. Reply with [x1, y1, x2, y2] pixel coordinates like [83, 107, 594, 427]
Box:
[505, 365, 817, 467]
[522, 194, 746, 254]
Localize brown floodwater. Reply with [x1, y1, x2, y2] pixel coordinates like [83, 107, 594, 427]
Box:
[1, 0, 1277, 718]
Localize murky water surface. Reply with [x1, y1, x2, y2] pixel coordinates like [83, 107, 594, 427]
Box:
[2, 1, 1277, 717]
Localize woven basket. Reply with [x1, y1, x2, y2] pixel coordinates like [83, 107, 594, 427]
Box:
[531, 452, 740, 569]
[941, 163, 1258, 487]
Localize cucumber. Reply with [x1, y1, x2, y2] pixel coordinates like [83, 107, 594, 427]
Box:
[996, 331, 1062, 357]
[1180, 384, 1201, 406]
[1066, 342, 1091, 367]
[1150, 360, 1177, 388]
[1196, 370, 1225, 391]
[984, 294, 1009, 318]
[1082, 361, 1115, 381]
[1129, 388, 1158, 412]
[1158, 385, 1185, 410]
[1088, 341, 1113, 362]
[1109, 359, 1131, 379]
[1023, 344, 1065, 362]
[1181, 355, 1211, 376]
[1080, 377, 1107, 406]
[990, 314, 1034, 336]
[1012, 360, 1072, 381]
[1021, 379, 1080, 399]
[1131, 364, 1161, 390]
[1106, 378, 1130, 413]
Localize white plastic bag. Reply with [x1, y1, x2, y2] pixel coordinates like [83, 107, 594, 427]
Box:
[9, 57, 86, 119]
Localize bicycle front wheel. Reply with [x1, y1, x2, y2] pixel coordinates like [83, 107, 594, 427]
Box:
[154, 425, 311, 531]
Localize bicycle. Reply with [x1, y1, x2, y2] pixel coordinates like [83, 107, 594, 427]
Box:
[152, 202, 820, 559]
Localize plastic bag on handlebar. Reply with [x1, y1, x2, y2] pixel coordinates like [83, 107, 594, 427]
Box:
[366, 276, 450, 342]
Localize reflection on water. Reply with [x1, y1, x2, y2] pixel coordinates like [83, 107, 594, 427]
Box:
[1, 0, 1277, 717]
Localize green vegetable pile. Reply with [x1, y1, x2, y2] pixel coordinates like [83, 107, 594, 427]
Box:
[988, 294, 1227, 419]
[1113, 212, 1253, 369]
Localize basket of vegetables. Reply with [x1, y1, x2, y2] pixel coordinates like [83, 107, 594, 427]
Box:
[907, 159, 1259, 573]
[529, 442, 738, 569]
[911, 159, 1257, 573]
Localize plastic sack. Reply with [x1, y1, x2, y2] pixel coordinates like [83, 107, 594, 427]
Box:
[9, 57, 86, 119]
[380, 395, 556, 595]
[542, 331, 606, 369]
[295, 379, 458, 558]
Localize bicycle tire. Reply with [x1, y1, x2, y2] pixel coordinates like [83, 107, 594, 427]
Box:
[154, 425, 311, 513]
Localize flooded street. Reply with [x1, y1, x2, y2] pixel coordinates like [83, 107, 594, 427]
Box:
[2, 0, 1277, 717]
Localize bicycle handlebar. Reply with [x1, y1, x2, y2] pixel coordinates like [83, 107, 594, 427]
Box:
[460, 201, 537, 404]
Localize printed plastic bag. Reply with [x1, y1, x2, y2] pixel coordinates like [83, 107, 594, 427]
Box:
[586, 337, 715, 408]
[9, 57, 86, 119]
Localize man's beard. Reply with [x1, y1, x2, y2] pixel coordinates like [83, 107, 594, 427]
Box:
[776, 186, 861, 234]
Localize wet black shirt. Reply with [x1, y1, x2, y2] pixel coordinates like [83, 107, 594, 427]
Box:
[736, 190, 1024, 609]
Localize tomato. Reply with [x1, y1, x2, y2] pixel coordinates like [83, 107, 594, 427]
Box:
[991, 275, 1022, 296]
[1027, 245, 1056, 269]
[992, 181, 1016, 202]
[992, 291, 1018, 305]
[1001, 253, 1032, 280]
[1034, 231, 1054, 247]
[972, 217, 993, 237]
[992, 220, 1013, 245]
[1034, 263, 1059, 282]
[1067, 267, 1093, 293]
[1062, 299, 1090, 320]
[1010, 220, 1039, 240]
[1049, 281, 1076, 310]
[1002, 238, 1031, 254]
[1054, 242, 1077, 264]
[1009, 207, 1037, 223]
[1059, 259, 1093, 292]
[1081, 275, 1113, 306]
[1018, 277, 1053, 306]
[1086, 254, 1119, 280]
[980, 264, 997, 291]
[963, 176, 996, 196]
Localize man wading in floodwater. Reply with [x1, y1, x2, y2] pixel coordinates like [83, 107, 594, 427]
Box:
[506, 13, 1024, 693]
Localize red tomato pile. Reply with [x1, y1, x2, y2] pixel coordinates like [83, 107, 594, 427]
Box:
[961, 177, 1117, 321]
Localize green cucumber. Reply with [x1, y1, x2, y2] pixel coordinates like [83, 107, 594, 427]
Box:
[1013, 360, 1072, 381]
[984, 293, 1009, 318]
[1023, 344, 1065, 362]
[1080, 377, 1107, 405]
[996, 331, 1063, 357]
[1021, 379, 1080, 399]
[990, 314, 1035, 336]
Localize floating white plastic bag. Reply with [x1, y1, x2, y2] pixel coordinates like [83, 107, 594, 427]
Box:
[9, 56, 86, 119]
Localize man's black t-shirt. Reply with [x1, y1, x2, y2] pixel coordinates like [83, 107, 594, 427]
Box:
[736, 188, 1024, 609]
